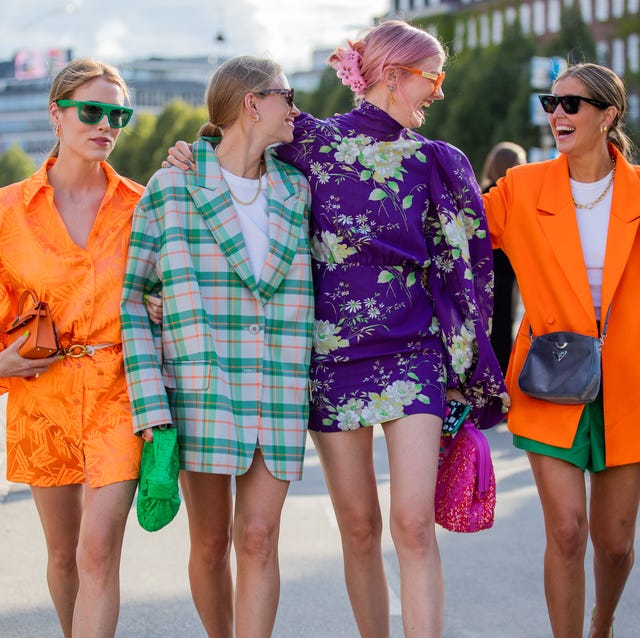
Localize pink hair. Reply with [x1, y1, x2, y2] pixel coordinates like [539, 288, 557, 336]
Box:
[328, 20, 446, 96]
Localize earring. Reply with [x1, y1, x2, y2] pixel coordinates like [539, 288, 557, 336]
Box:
[253, 112, 260, 123]
[53, 122, 60, 137]
[389, 85, 396, 105]
[600, 125, 608, 134]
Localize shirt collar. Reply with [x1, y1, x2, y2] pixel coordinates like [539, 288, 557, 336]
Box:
[23, 158, 141, 207]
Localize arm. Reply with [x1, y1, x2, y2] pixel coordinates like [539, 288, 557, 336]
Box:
[120, 184, 173, 434]
[426, 141, 508, 426]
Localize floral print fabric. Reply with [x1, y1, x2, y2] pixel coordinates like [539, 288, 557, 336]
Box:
[276, 101, 508, 431]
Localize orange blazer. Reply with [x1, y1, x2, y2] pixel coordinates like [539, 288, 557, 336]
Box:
[483, 144, 640, 467]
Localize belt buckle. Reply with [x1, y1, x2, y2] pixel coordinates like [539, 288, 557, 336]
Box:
[64, 344, 95, 358]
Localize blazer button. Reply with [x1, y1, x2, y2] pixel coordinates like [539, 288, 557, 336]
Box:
[248, 324, 261, 335]
[546, 317, 555, 325]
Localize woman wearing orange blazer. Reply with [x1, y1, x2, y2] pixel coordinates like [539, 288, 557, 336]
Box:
[484, 63, 640, 638]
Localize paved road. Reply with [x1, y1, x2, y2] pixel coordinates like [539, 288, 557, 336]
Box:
[2, 394, 639, 637]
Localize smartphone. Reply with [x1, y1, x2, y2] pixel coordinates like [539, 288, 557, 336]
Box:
[442, 399, 470, 436]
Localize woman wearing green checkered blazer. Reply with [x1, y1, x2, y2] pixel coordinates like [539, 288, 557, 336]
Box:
[120, 57, 314, 637]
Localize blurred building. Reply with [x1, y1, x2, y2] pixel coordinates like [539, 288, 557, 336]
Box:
[385, 0, 639, 151]
[290, 49, 333, 93]
[0, 49, 72, 162]
[385, 0, 639, 91]
[0, 50, 221, 164]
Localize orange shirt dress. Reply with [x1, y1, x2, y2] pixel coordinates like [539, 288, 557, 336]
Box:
[0, 159, 144, 488]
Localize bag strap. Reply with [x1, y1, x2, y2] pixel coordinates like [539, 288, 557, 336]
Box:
[463, 425, 492, 496]
[599, 305, 612, 343]
[17, 289, 38, 314]
[528, 304, 612, 344]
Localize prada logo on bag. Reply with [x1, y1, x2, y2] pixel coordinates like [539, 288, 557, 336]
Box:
[553, 350, 568, 362]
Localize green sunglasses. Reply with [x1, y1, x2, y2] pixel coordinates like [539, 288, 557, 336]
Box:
[56, 99, 134, 128]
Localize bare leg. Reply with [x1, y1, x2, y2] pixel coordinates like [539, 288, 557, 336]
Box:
[234, 449, 289, 638]
[180, 470, 234, 638]
[527, 452, 588, 638]
[31, 484, 83, 638]
[310, 428, 389, 638]
[383, 413, 443, 638]
[72, 479, 137, 638]
[588, 463, 640, 638]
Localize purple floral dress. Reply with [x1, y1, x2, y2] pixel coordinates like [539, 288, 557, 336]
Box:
[276, 101, 508, 432]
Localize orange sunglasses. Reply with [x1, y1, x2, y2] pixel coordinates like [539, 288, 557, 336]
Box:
[397, 66, 446, 93]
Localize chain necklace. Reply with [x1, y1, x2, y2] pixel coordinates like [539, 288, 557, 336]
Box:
[573, 157, 616, 210]
[216, 147, 264, 206]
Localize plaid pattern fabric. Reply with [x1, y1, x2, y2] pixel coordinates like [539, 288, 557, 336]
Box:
[121, 138, 314, 480]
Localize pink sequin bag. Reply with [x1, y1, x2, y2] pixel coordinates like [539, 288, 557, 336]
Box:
[435, 422, 496, 533]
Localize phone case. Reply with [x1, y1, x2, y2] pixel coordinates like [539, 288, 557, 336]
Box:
[442, 401, 470, 436]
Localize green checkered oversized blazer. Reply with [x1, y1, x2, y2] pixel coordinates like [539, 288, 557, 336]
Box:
[121, 138, 314, 481]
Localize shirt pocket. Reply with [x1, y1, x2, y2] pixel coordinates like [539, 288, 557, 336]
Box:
[162, 360, 211, 391]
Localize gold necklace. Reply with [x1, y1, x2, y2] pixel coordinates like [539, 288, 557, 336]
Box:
[216, 147, 264, 206]
[573, 157, 616, 210]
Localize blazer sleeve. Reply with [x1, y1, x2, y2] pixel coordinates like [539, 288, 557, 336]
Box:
[482, 171, 513, 251]
[120, 176, 173, 433]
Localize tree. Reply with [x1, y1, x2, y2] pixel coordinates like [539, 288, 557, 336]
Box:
[109, 112, 157, 184]
[421, 22, 538, 173]
[0, 145, 36, 187]
[296, 67, 354, 119]
[110, 102, 206, 185]
[544, 4, 597, 63]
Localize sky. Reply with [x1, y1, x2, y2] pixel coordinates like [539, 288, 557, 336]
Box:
[0, 0, 390, 72]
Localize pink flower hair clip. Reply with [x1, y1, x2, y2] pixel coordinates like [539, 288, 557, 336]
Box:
[334, 48, 367, 93]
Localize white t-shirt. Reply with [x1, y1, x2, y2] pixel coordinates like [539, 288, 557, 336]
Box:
[570, 171, 613, 321]
[221, 167, 269, 280]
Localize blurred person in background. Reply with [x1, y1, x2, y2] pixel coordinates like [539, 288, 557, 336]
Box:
[480, 141, 527, 375]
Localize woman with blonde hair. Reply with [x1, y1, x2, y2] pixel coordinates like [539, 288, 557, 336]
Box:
[121, 56, 314, 637]
[0, 58, 143, 637]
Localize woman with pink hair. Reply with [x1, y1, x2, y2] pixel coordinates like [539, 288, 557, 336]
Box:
[166, 19, 507, 636]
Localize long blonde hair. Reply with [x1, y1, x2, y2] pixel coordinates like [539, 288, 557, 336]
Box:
[48, 58, 130, 158]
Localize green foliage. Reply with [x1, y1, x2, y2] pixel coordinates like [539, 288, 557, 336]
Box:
[0, 145, 37, 187]
[544, 4, 597, 62]
[421, 22, 539, 172]
[295, 68, 354, 118]
[110, 101, 207, 185]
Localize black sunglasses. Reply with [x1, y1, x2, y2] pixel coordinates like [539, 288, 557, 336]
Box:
[56, 99, 134, 128]
[255, 88, 295, 108]
[538, 94, 611, 115]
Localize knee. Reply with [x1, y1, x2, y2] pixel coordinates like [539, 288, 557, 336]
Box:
[339, 509, 383, 558]
[390, 509, 435, 555]
[48, 542, 78, 577]
[592, 531, 636, 568]
[76, 532, 120, 578]
[193, 528, 233, 570]
[548, 518, 589, 561]
[234, 519, 279, 564]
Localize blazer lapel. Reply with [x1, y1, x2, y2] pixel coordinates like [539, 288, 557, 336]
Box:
[257, 153, 306, 303]
[601, 147, 640, 315]
[186, 139, 258, 293]
[536, 155, 595, 322]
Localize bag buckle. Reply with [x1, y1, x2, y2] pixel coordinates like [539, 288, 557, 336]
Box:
[63, 344, 95, 358]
